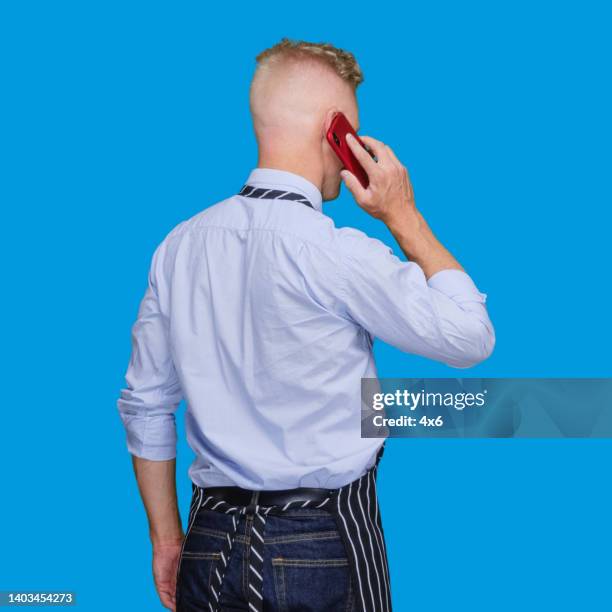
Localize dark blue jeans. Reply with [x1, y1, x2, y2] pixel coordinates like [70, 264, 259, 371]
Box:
[176, 505, 356, 611]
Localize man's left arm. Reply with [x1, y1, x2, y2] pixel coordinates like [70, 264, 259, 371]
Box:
[117, 243, 184, 611]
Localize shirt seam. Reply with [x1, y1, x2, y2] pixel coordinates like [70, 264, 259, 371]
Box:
[172, 223, 349, 263]
[334, 248, 356, 321]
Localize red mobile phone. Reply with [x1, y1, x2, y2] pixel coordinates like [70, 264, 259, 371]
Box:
[326, 112, 371, 188]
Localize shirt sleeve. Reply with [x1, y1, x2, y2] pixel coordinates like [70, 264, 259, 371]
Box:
[116, 242, 183, 460]
[335, 229, 496, 368]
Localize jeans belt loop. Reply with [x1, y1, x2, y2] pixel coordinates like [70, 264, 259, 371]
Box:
[246, 490, 260, 516]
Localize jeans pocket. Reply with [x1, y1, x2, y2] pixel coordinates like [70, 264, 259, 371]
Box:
[272, 557, 353, 612]
[176, 524, 223, 611]
[176, 552, 220, 611]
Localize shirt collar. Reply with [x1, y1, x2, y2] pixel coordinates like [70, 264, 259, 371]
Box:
[243, 168, 323, 212]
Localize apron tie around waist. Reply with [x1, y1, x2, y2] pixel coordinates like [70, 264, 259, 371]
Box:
[179, 443, 390, 612]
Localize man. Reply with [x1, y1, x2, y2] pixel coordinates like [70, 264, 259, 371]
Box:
[117, 38, 494, 612]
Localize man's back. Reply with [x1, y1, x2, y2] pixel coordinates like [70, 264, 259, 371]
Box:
[158, 168, 383, 489]
[119, 167, 494, 492]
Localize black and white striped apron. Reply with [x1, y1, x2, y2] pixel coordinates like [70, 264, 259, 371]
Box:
[178, 443, 391, 612]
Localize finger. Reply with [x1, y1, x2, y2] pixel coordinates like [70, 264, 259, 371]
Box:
[158, 590, 175, 611]
[357, 135, 393, 165]
[378, 142, 413, 193]
[345, 133, 380, 174]
[341, 169, 369, 202]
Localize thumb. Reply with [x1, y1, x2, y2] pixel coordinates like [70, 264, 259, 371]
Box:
[340, 170, 368, 203]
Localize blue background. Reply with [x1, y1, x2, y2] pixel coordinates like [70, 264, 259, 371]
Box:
[1, 0, 611, 610]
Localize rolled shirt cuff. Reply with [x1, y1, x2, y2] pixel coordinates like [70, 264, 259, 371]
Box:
[119, 412, 177, 461]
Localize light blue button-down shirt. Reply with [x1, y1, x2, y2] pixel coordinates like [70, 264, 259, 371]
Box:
[117, 168, 495, 490]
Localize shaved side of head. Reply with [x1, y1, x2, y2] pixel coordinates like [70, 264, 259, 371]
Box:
[251, 57, 354, 144]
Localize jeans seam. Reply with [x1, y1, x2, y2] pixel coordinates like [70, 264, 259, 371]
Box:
[271, 558, 349, 567]
[273, 561, 287, 612]
[264, 530, 340, 544]
[242, 542, 248, 600]
[180, 552, 221, 560]
[191, 526, 248, 544]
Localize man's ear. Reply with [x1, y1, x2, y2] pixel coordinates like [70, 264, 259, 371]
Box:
[323, 108, 339, 135]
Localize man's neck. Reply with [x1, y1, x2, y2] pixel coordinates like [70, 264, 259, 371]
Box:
[256, 153, 323, 193]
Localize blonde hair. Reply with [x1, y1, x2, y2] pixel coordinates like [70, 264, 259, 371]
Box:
[255, 38, 364, 89]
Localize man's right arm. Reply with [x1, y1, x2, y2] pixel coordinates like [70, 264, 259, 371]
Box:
[342, 132, 463, 279]
[339, 133, 495, 368]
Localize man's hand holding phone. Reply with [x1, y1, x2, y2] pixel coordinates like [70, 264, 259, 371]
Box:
[340, 133, 464, 279]
[340, 134, 418, 227]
